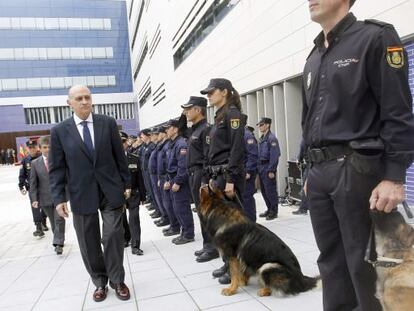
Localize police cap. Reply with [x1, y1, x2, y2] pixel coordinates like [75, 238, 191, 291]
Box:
[150, 127, 160, 135]
[26, 140, 37, 147]
[140, 129, 151, 136]
[181, 96, 208, 109]
[245, 125, 255, 133]
[200, 78, 233, 94]
[256, 117, 272, 126]
[165, 119, 180, 128]
[119, 131, 128, 141]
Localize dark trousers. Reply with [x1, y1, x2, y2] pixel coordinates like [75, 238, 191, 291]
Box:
[122, 211, 131, 242]
[258, 168, 278, 214]
[161, 181, 180, 231]
[126, 192, 141, 248]
[307, 156, 382, 311]
[30, 196, 47, 224]
[143, 170, 157, 211]
[242, 172, 257, 222]
[189, 169, 215, 253]
[170, 181, 194, 239]
[150, 174, 167, 218]
[73, 198, 125, 288]
[41, 205, 65, 246]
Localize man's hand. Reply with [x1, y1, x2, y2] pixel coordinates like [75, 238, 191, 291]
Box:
[268, 172, 275, 179]
[224, 182, 235, 198]
[304, 180, 308, 196]
[32, 201, 39, 208]
[246, 173, 251, 180]
[164, 181, 171, 191]
[370, 180, 405, 213]
[56, 202, 69, 218]
[20, 189, 27, 195]
[124, 188, 131, 199]
[172, 183, 180, 192]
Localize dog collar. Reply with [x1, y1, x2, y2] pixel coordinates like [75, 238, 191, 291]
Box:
[370, 256, 404, 268]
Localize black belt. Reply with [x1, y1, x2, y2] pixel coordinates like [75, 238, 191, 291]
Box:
[207, 164, 228, 177]
[307, 144, 352, 164]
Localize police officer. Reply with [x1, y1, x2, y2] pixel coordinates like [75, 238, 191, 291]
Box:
[182, 96, 219, 262]
[257, 117, 280, 220]
[200, 78, 246, 285]
[19, 139, 48, 237]
[243, 125, 258, 222]
[158, 127, 181, 237]
[164, 119, 195, 245]
[148, 127, 169, 227]
[120, 131, 144, 256]
[302, 1, 414, 310]
[119, 132, 132, 247]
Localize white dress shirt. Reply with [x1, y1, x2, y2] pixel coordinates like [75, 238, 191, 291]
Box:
[73, 113, 95, 148]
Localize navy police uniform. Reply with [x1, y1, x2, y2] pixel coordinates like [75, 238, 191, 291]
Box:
[257, 118, 280, 219]
[141, 140, 158, 213]
[242, 127, 258, 222]
[302, 13, 414, 311]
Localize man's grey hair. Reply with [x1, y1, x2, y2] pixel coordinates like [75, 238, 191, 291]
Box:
[38, 135, 50, 146]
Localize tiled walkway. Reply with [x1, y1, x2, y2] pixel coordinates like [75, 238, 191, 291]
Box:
[0, 166, 322, 310]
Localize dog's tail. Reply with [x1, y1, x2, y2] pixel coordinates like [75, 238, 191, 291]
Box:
[302, 275, 322, 292]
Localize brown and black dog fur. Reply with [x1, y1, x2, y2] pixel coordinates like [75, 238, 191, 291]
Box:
[199, 185, 319, 297]
[371, 210, 414, 311]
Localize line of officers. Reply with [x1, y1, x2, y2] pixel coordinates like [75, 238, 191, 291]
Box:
[121, 79, 283, 284]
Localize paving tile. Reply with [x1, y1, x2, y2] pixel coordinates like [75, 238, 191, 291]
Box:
[188, 285, 251, 310]
[134, 277, 185, 299]
[203, 299, 269, 311]
[137, 292, 199, 311]
[32, 294, 85, 311]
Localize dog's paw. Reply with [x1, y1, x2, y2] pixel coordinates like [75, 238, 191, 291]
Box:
[221, 288, 237, 296]
[257, 288, 272, 297]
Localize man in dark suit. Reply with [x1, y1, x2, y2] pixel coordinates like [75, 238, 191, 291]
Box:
[49, 85, 131, 303]
[30, 135, 66, 255]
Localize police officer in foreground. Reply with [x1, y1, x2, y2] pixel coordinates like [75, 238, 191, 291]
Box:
[182, 96, 219, 262]
[302, 1, 414, 310]
[243, 125, 259, 222]
[257, 117, 280, 220]
[120, 131, 144, 256]
[200, 78, 246, 285]
[19, 139, 48, 237]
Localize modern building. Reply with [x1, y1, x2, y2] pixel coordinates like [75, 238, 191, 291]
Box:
[127, 0, 414, 202]
[0, 0, 136, 157]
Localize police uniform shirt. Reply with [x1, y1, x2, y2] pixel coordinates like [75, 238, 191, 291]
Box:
[207, 105, 246, 183]
[19, 154, 40, 190]
[244, 129, 258, 174]
[126, 152, 140, 190]
[166, 136, 188, 185]
[187, 119, 211, 170]
[157, 139, 170, 178]
[302, 13, 414, 182]
[258, 131, 280, 173]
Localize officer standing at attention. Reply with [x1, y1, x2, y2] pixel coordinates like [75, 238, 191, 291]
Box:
[164, 119, 195, 245]
[19, 139, 48, 237]
[257, 117, 280, 220]
[119, 132, 132, 247]
[200, 78, 246, 285]
[302, 1, 414, 310]
[120, 131, 144, 256]
[182, 96, 220, 262]
[243, 125, 259, 222]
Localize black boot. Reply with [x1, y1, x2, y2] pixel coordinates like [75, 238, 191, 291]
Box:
[33, 222, 45, 238]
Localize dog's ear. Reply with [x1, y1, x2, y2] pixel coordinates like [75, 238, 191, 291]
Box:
[200, 184, 210, 204]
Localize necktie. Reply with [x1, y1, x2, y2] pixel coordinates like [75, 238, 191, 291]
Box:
[81, 121, 94, 157]
[44, 158, 49, 172]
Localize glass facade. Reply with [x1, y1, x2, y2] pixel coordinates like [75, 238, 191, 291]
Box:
[0, 0, 133, 98]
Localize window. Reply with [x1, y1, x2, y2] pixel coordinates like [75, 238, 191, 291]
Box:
[133, 42, 148, 80]
[0, 17, 111, 31]
[0, 49, 14, 60]
[0, 18, 11, 29]
[92, 47, 106, 58]
[90, 19, 104, 30]
[48, 48, 62, 59]
[131, 0, 145, 49]
[67, 18, 83, 29]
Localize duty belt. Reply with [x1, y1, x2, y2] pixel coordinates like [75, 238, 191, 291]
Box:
[307, 144, 352, 164]
[207, 164, 228, 177]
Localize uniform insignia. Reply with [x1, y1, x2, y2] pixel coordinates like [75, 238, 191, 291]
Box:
[307, 72, 312, 89]
[271, 142, 277, 147]
[230, 119, 240, 129]
[247, 139, 255, 145]
[128, 164, 137, 169]
[26, 163, 31, 169]
[180, 148, 187, 155]
[386, 47, 404, 68]
[206, 136, 210, 145]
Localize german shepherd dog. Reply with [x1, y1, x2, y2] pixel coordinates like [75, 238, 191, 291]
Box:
[371, 210, 414, 311]
[199, 185, 319, 296]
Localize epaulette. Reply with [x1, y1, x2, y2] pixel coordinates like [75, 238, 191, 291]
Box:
[364, 19, 391, 28]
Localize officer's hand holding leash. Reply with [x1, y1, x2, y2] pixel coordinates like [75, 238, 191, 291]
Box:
[32, 201, 39, 209]
[124, 188, 131, 199]
[20, 189, 27, 195]
[369, 180, 405, 213]
[164, 181, 171, 191]
[172, 183, 180, 192]
[224, 182, 235, 198]
[56, 202, 69, 218]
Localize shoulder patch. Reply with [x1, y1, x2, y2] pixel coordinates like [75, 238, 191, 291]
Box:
[271, 142, 277, 147]
[247, 139, 255, 145]
[386, 46, 404, 69]
[180, 148, 187, 155]
[364, 19, 391, 28]
[230, 119, 240, 129]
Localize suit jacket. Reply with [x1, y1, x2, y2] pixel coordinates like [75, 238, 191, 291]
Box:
[49, 114, 131, 215]
[29, 156, 53, 207]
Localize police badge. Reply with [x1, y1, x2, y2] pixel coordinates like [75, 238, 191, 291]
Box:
[307, 72, 312, 90]
[230, 119, 240, 129]
[386, 46, 404, 69]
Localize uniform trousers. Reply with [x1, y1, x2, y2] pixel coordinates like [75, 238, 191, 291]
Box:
[258, 168, 278, 214]
[242, 172, 257, 222]
[41, 205, 65, 246]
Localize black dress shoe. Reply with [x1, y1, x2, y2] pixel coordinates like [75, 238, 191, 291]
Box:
[164, 228, 180, 236]
[173, 236, 195, 245]
[33, 223, 45, 238]
[196, 251, 219, 263]
[41, 223, 49, 231]
[155, 219, 170, 227]
[194, 248, 204, 257]
[162, 226, 171, 233]
[147, 205, 155, 211]
[292, 209, 308, 215]
[266, 211, 278, 220]
[93, 286, 108, 302]
[218, 273, 231, 284]
[259, 211, 269, 218]
[124, 241, 130, 248]
[132, 247, 144, 255]
[212, 264, 228, 278]
[150, 211, 161, 219]
[55, 245, 63, 255]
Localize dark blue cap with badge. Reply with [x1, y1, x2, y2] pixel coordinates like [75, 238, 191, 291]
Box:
[26, 139, 37, 147]
[200, 78, 234, 94]
[119, 131, 128, 141]
[150, 127, 160, 135]
[140, 128, 151, 136]
[181, 96, 207, 108]
[256, 117, 272, 126]
[165, 119, 180, 128]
